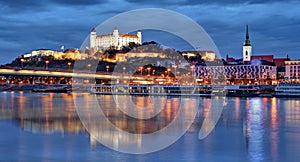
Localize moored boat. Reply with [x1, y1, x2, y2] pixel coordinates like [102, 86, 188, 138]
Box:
[274, 83, 300, 97]
[89, 84, 262, 97]
[225, 85, 260, 97]
[32, 84, 71, 93]
[89, 84, 213, 97]
[213, 85, 260, 97]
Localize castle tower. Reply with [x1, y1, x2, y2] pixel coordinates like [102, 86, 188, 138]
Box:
[90, 28, 97, 48]
[113, 27, 119, 48]
[243, 25, 252, 63]
[137, 29, 142, 45]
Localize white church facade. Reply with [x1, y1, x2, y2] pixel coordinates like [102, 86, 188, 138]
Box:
[243, 25, 252, 63]
[89, 27, 142, 49]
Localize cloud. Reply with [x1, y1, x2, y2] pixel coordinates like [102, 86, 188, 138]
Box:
[124, 0, 299, 6]
[51, 0, 109, 6]
[0, 1, 52, 14]
[0, 0, 300, 64]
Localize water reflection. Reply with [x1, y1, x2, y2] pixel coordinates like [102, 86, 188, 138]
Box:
[1, 92, 300, 160]
[245, 98, 264, 162]
[0, 92, 83, 134]
[270, 97, 279, 161]
[75, 94, 198, 153]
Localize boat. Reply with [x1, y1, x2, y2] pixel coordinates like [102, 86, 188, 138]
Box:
[89, 84, 213, 97]
[89, 84, 262, 97]
[32, 84, 71, 93]
[274, 83, 300, 97]
[213, 85, 261, 97]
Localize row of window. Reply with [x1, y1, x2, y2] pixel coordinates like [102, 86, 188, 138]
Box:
[290, 70, 300, 72]
[288, 66, 300, 69]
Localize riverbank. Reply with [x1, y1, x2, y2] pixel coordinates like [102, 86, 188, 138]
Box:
[0, 84, 276, 97]
[0, 84, 91, 92]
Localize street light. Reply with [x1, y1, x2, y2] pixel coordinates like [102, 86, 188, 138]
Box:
[167, 68, 171, 77]
[45, 60, 50, 70]
[152, 69, 156, 75]
[123, 66, 126, 75]
[87, 63, 91, 71]
[174, 64, 177, 76]
[67, 62, 72, 70]
[190, 65, 195, 85]
[190, 65, 195, 74]
[106, 65, 109, 73]
[140, 66, 143, 75]
[147, 67, 151, 76]
[20, 58, 25, 68]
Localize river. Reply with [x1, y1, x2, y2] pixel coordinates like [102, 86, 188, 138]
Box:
[0, 91, 300, 161]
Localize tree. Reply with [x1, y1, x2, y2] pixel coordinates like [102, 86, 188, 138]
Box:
[128, 42, 138, 49]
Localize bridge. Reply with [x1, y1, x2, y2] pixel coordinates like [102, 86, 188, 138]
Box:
[0, 68, 152, 81]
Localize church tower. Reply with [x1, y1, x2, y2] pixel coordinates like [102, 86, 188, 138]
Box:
[90, 28, 97, 48]
[243, 25, 252, 63]
[113, 27, 119, 48]
[137, 29, 142, 45]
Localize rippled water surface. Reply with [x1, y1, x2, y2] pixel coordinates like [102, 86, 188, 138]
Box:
[1, 91, 300, 161]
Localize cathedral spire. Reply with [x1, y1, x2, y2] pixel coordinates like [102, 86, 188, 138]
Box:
[243, 24, 252, 63]
[244, 24, 251, 46]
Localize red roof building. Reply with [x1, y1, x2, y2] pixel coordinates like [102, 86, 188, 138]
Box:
[251, 55, 274, 62]
[273, 58, 290, 67]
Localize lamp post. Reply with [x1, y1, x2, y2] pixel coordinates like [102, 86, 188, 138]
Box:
[140, 66, 143, 76]
[123, 66, 126, 74]
[190, 65, 195, 85]
[167, 68, 171, 77]
[147, 67, 151, 77]
[174, 64, 177, 77]
[20, 58, 25, 68]
[174, 65, 178, 84]
[45, 60, 50, 70]
[106, 65, 109, 73]
[67, 62, 72, 70]
[87, 64, 91, 71]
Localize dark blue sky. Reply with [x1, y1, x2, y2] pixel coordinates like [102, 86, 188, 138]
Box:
[0, 0, 299, 64]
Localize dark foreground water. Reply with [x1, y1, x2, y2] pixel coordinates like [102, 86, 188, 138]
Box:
[0, 91, 300, 161]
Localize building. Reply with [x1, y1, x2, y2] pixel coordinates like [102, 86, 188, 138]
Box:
[251, 55, 273, 63]
[181, 51, 217, 61]
[195, 63, 277, 84]
[90, 27, 142, 50]
[23, 49, 88, 61]
[126, 52, 166, 59]
[195, 25, 277, 85]
[23, 49, 55, 58]
[243, 25, 252, 63]
[285, 61, 300, 81]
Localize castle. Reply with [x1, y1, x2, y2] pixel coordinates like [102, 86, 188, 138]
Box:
[89, 27, 142, 49]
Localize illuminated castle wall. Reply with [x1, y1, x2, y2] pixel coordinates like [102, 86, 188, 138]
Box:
[90, 27, 142, 50]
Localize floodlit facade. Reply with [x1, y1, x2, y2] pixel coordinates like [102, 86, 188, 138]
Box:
[90, 27, 142, 50]
[285, 61, 300, 80]
[23, 49, 55, 58]
[195, 64, 277, 81]
[23, 49, 88, 60]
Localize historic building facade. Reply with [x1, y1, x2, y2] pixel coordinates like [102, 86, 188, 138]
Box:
[195, 25, 277, 84]
[285, 61, 300, 80]
[195, 64, 277, 84]
[90, 27, 142, 49]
